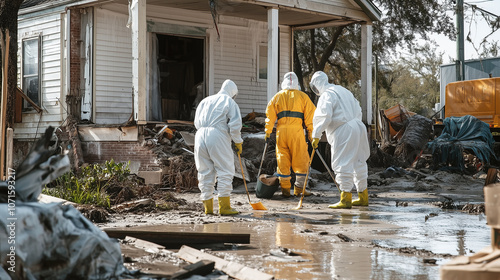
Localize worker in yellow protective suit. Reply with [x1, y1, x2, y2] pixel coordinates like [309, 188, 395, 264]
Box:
[265, 72, 316, 197]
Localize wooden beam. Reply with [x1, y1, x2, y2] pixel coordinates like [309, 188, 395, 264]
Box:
[267, 7, 278, 102]
[103, 229, 250, 247]
[171, 260, 215, 279]
[0, 30, 10, 180]
[6, 128, 13, 172]
[178, 245, 274, 280]
[15, 87, 42, 113]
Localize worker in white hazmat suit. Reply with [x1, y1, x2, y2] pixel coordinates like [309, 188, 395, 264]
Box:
[194, 79, 243, 215]
[310, 71, 370, 209]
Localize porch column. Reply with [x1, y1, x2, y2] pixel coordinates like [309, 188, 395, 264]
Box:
[131, 0, 147, 124]
[267, 7, 279, 102]
[361, 23, 373, 125]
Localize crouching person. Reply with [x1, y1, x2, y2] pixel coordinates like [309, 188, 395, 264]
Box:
[194, 79, 243, 215]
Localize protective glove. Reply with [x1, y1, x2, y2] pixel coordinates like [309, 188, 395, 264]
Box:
[265, 133, 271, 143]
[235, 142, 243, 155]
[311, 138, 320, 149]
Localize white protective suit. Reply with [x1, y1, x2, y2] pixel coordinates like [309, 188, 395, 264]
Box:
[310, 71, 370, 193]
[194, 80, 243, 201]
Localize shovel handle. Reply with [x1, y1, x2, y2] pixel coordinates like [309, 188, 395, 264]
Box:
[295, 148, 316, 209]
[315, 151, 341, 193]
[257, 142, 268, 179]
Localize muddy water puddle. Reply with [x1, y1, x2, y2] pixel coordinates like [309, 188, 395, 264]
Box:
[151, 203, 489, 279]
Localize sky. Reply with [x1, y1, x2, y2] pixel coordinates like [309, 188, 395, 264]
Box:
[432, 0, 500, 63]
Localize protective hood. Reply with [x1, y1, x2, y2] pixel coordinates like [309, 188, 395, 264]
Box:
[219, 79, 238, 99]
[310, 71, 331, 96]
[281, 72, 301, 90]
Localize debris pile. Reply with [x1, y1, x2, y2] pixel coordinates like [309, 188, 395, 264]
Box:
[0, 127, 127, 279]
[427, 115, 497, 173]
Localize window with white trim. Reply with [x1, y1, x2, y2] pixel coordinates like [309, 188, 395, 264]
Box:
[22, 36, 41, 109]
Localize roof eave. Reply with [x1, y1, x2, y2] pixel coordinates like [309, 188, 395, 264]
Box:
[352, 0, 382, 22]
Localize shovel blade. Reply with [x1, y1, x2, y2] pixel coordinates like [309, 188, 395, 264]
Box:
[292, 198, 304, 210]
[251, 202, 267, 210]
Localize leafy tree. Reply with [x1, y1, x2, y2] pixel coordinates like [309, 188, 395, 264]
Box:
[294, 0, 456, 98]
[377, 44, 443, 118]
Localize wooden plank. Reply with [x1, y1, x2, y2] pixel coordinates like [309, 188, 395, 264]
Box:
[6, 128, 13, 172]
[178, 245, 274, 280]
[15, 87, 43, 113]
[171, 260, 215, 279]
[103, 228, 250, 247]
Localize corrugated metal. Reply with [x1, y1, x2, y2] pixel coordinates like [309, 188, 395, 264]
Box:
[213, 23, 290, 115]
[14, 11, 63, 139]
[94, 8, 133, 124]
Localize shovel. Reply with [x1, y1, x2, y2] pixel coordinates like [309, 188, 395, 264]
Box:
[315, 151, 341, 193]
[293, 148, 316, 210]
[238, 153, 267, 210]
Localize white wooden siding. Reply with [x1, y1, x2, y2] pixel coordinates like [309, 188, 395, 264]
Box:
[213, 23, 290, 116]
[15, 11, 64, 139]
[94, 8, 133, 124]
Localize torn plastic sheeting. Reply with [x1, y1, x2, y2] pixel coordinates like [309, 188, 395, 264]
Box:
[0, 126, 128, 279]
[0, 203, 127, 280]
[427, 115, 497, 171]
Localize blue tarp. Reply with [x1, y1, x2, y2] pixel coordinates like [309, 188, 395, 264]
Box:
[427, 115, 496, 171]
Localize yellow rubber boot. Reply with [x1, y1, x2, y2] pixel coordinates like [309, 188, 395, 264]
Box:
[281, 188, 291, 198]
[280, 177, 292, 198]
[352, 189, 369, 206]
[329, 192, 352, 209]
[203, 198, 213, 214]
[218, 197, 239, 215]
[294, 187, 312, 197]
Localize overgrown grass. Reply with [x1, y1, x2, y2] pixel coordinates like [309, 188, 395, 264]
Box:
[43, 160, 131, 208]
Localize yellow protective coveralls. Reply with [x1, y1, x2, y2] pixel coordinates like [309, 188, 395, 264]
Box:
[265, 72, 316, 195]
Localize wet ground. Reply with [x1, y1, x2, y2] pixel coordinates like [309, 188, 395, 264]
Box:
[99, 168, 490, 279]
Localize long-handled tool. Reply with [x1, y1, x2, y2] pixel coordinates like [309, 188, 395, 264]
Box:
[238, 153, 267, 210]
[257, 142, 268, 179]
[293, 148, 316, 210]
[315, 151, 341, 193]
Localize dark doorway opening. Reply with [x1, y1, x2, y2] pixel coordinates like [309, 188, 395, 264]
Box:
[157, 34, 204, 121]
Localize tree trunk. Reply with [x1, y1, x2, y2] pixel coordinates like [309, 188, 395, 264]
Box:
[0, 0, 24, 129]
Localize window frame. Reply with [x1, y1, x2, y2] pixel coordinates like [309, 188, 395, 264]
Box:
[21, 34, 42, 111]
[257, 43, 267, 82]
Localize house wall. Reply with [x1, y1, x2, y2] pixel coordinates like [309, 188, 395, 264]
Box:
[97, 3, 291, 120]
[94, 8, 133, 124]
[213, 24, 291, 115]
[15, 8, 66, 139]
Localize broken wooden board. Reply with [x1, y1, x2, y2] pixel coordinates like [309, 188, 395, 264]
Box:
[104, 228, 250, 248]
[171, 260, 215, 279]
[178, 245, 274, 280]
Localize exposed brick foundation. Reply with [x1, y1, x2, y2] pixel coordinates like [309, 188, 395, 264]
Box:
[82, 141, 161, 172]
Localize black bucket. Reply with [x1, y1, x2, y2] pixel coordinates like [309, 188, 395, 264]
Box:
[255, 174, 279, 199]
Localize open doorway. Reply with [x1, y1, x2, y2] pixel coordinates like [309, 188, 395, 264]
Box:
[157, 34, 204, 121]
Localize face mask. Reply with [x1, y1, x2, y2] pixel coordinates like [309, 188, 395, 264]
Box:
[311, 84, 320, 95]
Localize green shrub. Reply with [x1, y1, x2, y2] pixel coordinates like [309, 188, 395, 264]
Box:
[43, 160, 131, 208]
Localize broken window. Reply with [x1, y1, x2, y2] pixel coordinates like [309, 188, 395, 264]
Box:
[22, 36, 41, 110]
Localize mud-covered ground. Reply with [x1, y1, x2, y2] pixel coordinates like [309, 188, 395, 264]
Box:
[97, 166, 492, 280]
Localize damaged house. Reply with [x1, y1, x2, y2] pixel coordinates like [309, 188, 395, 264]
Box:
[13, 0, 381, 178]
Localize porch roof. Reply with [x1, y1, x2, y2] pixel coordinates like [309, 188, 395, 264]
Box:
[109, 0, 380, 28]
